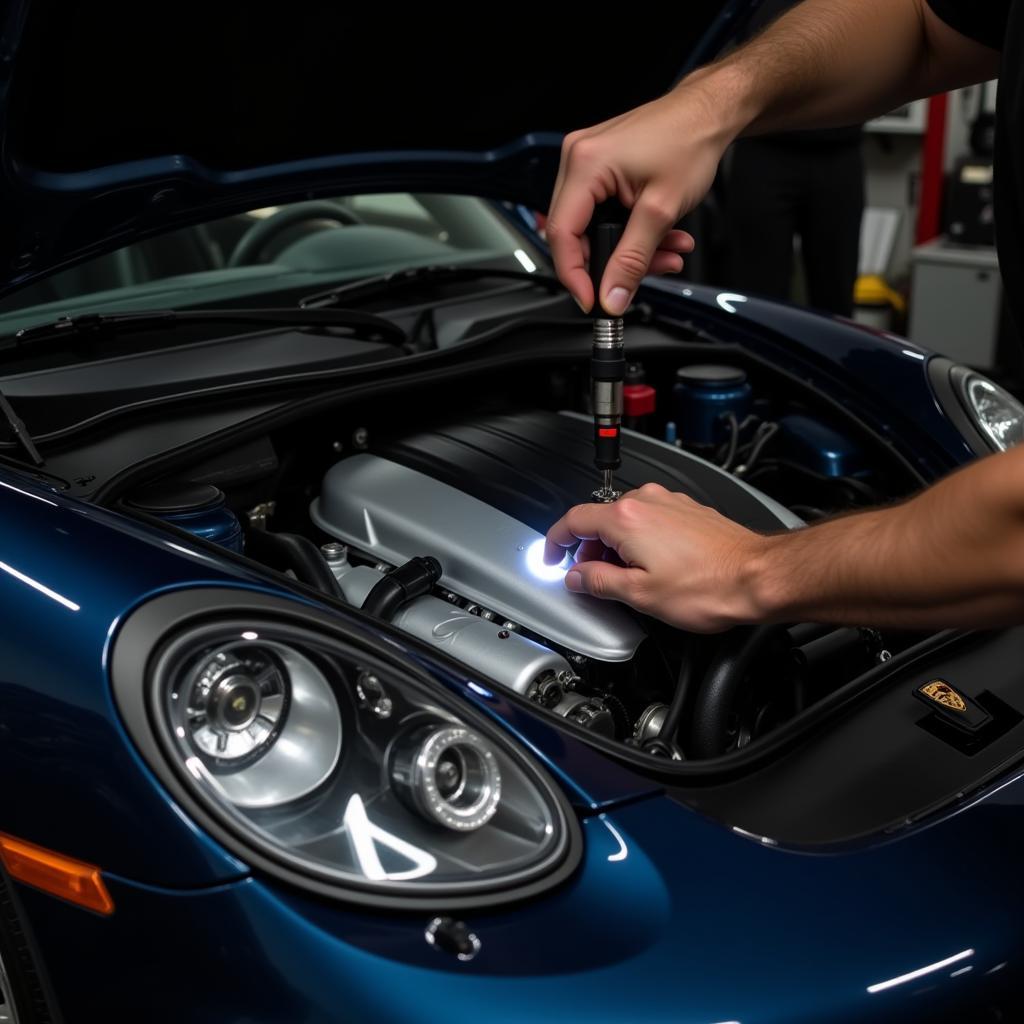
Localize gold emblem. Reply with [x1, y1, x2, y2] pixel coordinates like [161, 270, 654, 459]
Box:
[919, 680, 967, 712]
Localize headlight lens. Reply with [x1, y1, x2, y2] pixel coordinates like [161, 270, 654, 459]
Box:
[140, 615, 574, 904]
[956, 369, 1024, 451]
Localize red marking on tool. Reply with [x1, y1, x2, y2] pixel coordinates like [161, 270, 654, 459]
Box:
[598, 427, 618, 437]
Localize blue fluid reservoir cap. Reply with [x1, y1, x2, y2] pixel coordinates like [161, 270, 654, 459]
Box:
[675, 365, 748, 389]
[664, 421, 678, 444]
[127, 481, 243, 552]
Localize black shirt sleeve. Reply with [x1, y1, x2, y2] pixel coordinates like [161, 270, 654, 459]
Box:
[926, 0, 1010, 50]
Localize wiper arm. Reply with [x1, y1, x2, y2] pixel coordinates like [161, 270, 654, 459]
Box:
[0, 387, 43, 466]
[6, 306, 407, 354]
[300, 264, 561, 309]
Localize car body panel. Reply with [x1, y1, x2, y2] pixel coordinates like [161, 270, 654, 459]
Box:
[17, 785, 1024, 1022]
[0, 2, 1016, 1017]
[0, 470, 659, 888]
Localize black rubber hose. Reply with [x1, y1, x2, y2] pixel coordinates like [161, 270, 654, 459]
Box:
[688, 625, 786, 758]
[362, 556, 443, 621]
[644, 636, 695, 757]
[244, 530, 343, 599]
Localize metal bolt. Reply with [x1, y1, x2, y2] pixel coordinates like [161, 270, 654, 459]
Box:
[570, 653, 586, 666]
[445, 591, 460, 604]
[321, 542, 348, 562]
[332, 440, 344, 453]
[352, 427, 369, 449]
[497, 629, 510, 640]
[501, 621, 519, 632]
[480, 610, 496, 622]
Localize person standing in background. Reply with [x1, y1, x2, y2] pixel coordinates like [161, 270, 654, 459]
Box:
[726, 0, 865, 317]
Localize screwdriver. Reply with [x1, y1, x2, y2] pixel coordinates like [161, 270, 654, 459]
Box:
[587, 202, 627, 503]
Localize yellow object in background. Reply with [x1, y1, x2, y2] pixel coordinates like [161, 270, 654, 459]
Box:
[855, 274, 907, 313]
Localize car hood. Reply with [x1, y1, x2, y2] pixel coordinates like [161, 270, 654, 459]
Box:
[0, 1, 756, 298]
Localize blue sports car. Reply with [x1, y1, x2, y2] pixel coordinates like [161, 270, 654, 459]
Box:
[0, 2, 1022, 1021]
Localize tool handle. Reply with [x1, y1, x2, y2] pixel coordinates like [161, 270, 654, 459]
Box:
[587, 200, 628, 314]
[593, 425, 621, 470]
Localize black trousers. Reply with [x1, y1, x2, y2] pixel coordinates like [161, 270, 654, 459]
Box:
[726, 137, 865, 317]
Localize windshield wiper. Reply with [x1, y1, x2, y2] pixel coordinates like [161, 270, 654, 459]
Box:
[5, 307, 407, 355]
[0, 387, 43, 466]
[300, 265, 561, 309]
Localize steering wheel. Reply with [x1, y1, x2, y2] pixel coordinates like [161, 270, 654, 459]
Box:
[227, 201, 362, 268]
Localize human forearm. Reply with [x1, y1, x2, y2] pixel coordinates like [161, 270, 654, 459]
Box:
[749, 449, 1024, 629]
[546, 0, 999, 316]
[680, 0, 999, 140]
[544, 450, 1024, 634]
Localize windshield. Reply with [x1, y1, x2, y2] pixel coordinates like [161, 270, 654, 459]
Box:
[0, 193, 546, 335]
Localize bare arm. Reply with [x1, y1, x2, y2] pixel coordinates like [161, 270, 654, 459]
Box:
[709, 0, 1000, 137]
[548, 0, 1001, 314]
[544, 447, 1024, 633]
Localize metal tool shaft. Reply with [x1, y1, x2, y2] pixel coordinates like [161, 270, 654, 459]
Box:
[587, 206, 628, 504]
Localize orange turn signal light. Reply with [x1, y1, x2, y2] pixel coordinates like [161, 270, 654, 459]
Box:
[0, 832, 114, 915]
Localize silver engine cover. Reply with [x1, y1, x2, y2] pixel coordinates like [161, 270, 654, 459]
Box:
[310, 454, 645, 662]
[332, 563, 576, 697]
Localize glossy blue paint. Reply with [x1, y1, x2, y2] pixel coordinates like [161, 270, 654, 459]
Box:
[0, 466, 656, 890]
[0, 474, 256, 885]
[16, 775, 1024, 1023]
[0, 389, 1018, 1019]
[777, 413, 866, 478]
[150, 496, 244, 552]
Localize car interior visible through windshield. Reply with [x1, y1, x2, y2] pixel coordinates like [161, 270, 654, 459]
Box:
[0, 193, 546, 336]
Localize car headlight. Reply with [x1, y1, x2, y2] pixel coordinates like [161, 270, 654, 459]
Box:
[112, 590, 579, 909]
[953, 365, 1024, 451]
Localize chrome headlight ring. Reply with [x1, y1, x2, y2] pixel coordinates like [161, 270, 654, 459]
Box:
[111, 588, 580, 911]
[930, 358, 1024, 454]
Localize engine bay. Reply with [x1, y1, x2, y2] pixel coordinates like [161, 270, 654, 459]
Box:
[48, 266, 1007, 847]
[119, 336, 930, 766]
[306, 410, 804, 746]
[81, 293, 1024, 845]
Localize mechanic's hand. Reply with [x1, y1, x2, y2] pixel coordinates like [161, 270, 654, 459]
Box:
[544, 483, 765, 633]
[547, 83, 732, 316]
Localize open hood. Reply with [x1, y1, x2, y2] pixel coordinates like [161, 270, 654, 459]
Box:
[0, 1, 757, 297]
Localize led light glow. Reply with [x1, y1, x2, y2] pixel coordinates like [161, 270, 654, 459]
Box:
[525, 538, 570, 582]
[343, 794, 437, 881]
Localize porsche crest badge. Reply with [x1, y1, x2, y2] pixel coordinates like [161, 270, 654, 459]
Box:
[919, 680, 967, 713]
